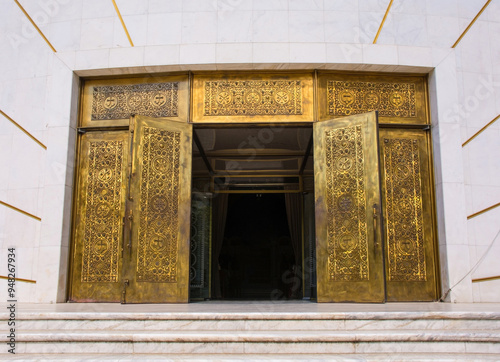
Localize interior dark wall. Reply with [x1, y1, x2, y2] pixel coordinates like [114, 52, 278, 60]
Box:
[218, 193, 298, 299]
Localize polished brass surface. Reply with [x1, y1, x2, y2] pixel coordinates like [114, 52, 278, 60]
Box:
[380, 128, 437, 301]
[70, 71, 439, 304]
[317, 73, 428, 125]
[80, 75, 189, 128]
[69, 131, 129, 302]
[122, 115, 192, 303]
[314, 112, 384, 302]
[192, 73, 314, 123]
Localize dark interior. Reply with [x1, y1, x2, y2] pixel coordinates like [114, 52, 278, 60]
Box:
[219, 193, 298, 300]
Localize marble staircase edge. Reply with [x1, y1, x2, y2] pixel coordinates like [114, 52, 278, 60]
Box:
[15, 329, 500, 343]
[5, 310, 500, 321]
[5, 353, 500, 361]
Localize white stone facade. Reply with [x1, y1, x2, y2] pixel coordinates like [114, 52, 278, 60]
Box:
[0, 0, 499, 303]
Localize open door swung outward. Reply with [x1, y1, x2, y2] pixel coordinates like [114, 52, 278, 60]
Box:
[314, 111, 385, 303]
[121, 115, 192, 303]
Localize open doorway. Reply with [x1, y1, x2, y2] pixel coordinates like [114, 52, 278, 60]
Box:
[190, 125, 316, 301]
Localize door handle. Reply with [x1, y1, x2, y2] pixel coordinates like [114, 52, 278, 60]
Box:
[373, 203, 380, 249]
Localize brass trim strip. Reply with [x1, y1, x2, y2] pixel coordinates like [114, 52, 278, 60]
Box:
[462, 114, 500, 147]
[467, 202, 500, 220]
[452, 0, 492, 48]
[0, 200, 41, 221]
[112, 0, 134, 47]
[373, 0, 394, 44]
[0, 109, 47, 150]
[13, 0, 57, 52]
[472, 275, 500, 283]
[0, 275, 36, 284]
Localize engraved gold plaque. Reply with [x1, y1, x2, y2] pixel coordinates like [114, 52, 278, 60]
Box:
[314, 112, 385, 302]
[317, 73, 428, 125]
[192, 73, 314, 123]
[80, 75, 189, 128]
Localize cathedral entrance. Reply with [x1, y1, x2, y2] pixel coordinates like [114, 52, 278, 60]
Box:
[68, 72, 440, 304]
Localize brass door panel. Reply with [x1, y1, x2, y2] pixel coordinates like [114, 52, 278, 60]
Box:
[69, 131, 129, 302]
[379, 129, 438, 301]
[80, 75, 189, 128]
[192, 72, 314, 123]
[317, 73, 428, 125]
[122, 115, 192, 303]
[314, 112, 384, 302]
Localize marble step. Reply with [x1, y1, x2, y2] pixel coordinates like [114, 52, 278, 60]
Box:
[7, 329, 500, 355]
[5, 353, 500, 362]
[17, 311, 500, 331]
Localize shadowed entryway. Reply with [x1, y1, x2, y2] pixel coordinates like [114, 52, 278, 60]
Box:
[218, 193, 300, 300]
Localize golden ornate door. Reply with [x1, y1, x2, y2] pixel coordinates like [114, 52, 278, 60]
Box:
[121, 115, 192, 303]
[314, 112, 385, 302]
[69, 131, 129, 302]
[380, 129, 438, 301]
[70, 116, 192, 303]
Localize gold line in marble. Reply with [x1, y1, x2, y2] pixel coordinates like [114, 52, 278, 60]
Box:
[472, 275, 500, 283]
[462, 114, 500, 147]
[373, 0, 394, 44]
[0, 200, 41, 221]
[467, 202, 500, 220]
[452, 0, 491, 48]
[112, 0, 134, 47]
[0, 109, 47, 150]
[13, 0, 57, 52]
[0, 275, 36, 284]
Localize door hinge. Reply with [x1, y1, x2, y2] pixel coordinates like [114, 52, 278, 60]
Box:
[127, 209, 133, 253]
[121, 279, 129, 304]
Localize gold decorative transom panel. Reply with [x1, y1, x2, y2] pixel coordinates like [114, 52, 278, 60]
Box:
[91, 83, 179, 120]
[137, 127, 181, 283]
[383, 137, 426, 281]
[82, 140, 124, 283]
[328, 80, 416, 118]
[325, 125, 369, 281]
[204, 80, 302, 116]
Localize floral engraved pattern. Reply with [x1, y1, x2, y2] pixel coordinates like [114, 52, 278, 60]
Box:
[204, 80, 302, 116]
[328, 81, 416, 118]
[91, 83, 178, 120]
[325, 126, 369, 281]
[82, 141, 123, 283]
[137, 127, 181, 282]
[383, 138, 426, 281]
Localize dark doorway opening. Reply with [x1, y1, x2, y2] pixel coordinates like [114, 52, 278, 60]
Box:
[218, 193, 301, 300]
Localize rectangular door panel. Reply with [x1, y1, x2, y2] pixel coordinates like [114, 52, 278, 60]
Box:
[380, 129, 438, 301]
[314, 112, 385, 302]
[123, 115, 192, 303]
[69, 131, 129, 302]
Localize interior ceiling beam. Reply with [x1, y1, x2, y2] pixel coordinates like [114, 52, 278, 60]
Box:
[193, 129, 214, 176]
[199, 150, 307, 157]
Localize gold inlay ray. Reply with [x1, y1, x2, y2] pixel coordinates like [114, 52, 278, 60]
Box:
[13, 0, 56, 52]
[452, 0, 492, 48]
[0, 109, 47, 150]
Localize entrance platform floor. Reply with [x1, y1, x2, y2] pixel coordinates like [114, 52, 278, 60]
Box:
[9, 301, 500, 318]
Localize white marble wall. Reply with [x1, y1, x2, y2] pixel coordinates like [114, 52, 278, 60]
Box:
[0, 0, 498, 303]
